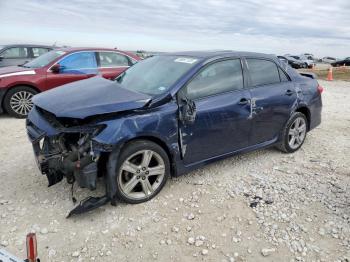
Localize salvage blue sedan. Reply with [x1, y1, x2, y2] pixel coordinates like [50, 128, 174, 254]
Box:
[26, 51, 322, 216]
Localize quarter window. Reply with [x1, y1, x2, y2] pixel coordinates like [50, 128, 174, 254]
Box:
[32, 47, 50, 58]
[185, 59, 243, 100]
[246, 59, 280, 86]
[98, 52, 130, 67]
[59, 52, 97, 74]
[278, 68, 289, 82]
[2, 47, 28, 58]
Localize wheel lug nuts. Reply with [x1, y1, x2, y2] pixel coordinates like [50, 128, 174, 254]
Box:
[142, 176, 146, 180]
[142, 167, 146, 171]
[145, 171, 149, 175]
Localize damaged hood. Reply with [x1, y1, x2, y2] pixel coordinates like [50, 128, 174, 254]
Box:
[33, 76, 151, 119]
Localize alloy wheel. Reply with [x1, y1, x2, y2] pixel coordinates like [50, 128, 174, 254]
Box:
[118, 149, 166, 200]
[288, 117, 307, 149]
[9, 91, 34, 116]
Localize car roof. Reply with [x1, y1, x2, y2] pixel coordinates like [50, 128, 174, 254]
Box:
[161, 50, 277, 60]
[54, 47, 138, 58]
[57, 47, 126, 52]
[0, 44, 54, 48]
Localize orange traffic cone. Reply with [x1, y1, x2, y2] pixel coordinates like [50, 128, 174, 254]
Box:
[327, 66, 333, 81]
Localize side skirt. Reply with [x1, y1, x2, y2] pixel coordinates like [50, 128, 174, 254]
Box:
[173, 137, 279, 176]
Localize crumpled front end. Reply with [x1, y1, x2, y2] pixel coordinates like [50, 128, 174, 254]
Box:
[26, 106, 112, 216]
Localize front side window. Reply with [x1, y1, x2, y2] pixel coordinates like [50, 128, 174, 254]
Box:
[99, 52, 130, 67]
[32, 47, 50, 58]
[59, 52, 97, 74]
[185, 59, 243, 100]
[246, 59, 280, 86]
[117, 55, 199, 96]
[1, 47, 28, 58]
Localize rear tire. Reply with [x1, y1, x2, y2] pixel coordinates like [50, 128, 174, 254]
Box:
[4, 86, 37, 118]
[276, 112, 308, 153]
[112, 140, 170, 204]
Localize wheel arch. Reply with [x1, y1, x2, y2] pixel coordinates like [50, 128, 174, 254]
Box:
[295, 106, 311, 131]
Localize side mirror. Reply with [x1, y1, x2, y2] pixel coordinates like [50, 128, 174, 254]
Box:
[179, 97, 196, 124]
[50, 64, 60, 73]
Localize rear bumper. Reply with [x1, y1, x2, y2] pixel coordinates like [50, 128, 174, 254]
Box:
[0, 88, 6, 114]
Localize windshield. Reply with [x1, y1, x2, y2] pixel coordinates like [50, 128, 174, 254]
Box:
[117, 55, 199, 96]
[24, 50, 66, 68]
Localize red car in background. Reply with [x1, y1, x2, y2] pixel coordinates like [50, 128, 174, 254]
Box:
[0, 47, 140, 118]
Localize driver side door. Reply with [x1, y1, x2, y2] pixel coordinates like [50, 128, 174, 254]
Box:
[178, 58, 252, 166]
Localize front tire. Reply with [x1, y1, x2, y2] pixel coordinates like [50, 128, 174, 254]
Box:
[3, 86, 37, 118]
[277, 112, 308, 153]
[113, 140, 170, 204]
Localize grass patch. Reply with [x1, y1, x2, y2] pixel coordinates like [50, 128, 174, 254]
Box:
[298, 67, 350, 81]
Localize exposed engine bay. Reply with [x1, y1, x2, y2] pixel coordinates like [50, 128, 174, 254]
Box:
[28, 117, 112, 217]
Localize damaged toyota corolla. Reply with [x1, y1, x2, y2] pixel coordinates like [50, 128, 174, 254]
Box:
[26, 51, 322, 217]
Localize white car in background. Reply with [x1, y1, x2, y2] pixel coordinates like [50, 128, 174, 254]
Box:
[322, 57, 337, 64]
[288, 55, 315, 68]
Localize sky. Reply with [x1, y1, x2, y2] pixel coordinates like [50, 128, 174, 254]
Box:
[0, 0, 349, 58]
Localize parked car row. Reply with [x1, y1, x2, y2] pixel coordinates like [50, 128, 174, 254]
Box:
[331, 57, 350, 67]
[278, 54, 316, 69]
[277, 55, 308, 69]
[0, 47, 140, 118]
[278, 53, 350, 68]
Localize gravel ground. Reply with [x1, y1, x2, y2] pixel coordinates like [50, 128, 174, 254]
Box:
[0, 80, 349, 262]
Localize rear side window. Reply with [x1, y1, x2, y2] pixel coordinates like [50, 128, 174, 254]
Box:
[1, 47, 28, 58]
[185, 59, 243, 100]
[98, 52, 130, 67]
[246, 59, 280, 86]
[32, 47, 50, 58]
[59, 52, 97, 74]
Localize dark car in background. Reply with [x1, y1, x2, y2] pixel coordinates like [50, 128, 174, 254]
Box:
[331, 57, 350, 67]
[277, 55, 306, 69]
[26, 51, 323, 216]
[0, 47, 140, 118]
[0, 44, 53, 67]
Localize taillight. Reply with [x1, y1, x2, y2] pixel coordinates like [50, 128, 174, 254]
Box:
[317, 84, 324, 94]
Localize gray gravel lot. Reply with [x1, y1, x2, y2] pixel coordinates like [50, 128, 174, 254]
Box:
[0, 80, 349, 262]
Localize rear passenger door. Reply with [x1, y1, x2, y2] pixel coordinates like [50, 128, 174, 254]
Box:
[97, 51, 133, 80]
[245, 58, 297, 145]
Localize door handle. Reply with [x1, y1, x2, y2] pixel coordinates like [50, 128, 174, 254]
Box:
[238, 98, 250, 105]
[285, 89, 294, 96]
